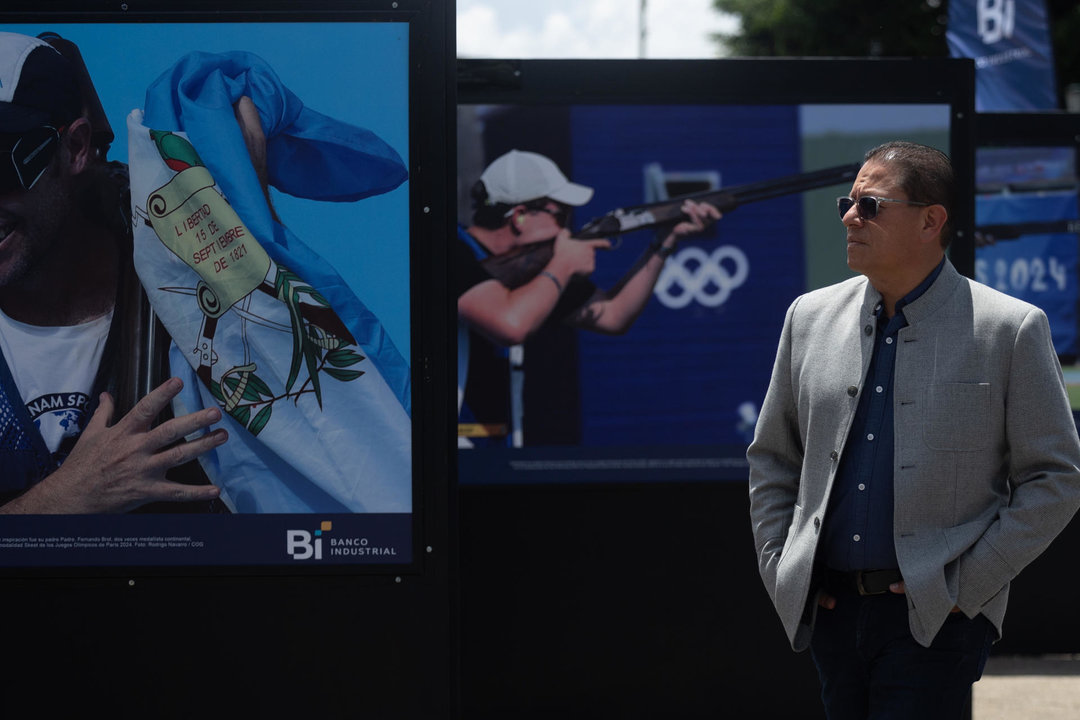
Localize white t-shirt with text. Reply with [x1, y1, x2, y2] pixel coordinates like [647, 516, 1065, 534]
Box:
[0, 308, 112, 455]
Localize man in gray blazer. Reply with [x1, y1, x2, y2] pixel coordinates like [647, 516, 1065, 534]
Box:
[748, 141, 1080, 719]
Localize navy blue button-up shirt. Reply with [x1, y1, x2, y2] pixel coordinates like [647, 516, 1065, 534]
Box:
[822, 258, 945, 572]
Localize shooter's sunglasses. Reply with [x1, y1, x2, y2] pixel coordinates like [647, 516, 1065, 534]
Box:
[837, 195, 931, 221]
[0, 125, 63, 195]
[513, 199, 572, 228]
[530, 204, 571, 227]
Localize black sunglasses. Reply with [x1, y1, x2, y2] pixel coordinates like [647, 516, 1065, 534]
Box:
[837, 195, 931, 221]
[525, 203, 572, 228]
[0, 125, 62, 195]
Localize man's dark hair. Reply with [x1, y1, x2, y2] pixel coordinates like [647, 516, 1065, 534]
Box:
[864, 141, 955, 248]
[469, 180, 514, 229]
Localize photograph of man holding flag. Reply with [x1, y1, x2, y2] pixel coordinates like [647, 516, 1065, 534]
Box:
[0, 21, 414, 524]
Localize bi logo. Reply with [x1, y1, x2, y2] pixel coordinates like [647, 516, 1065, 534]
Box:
[287, 521, 332, 560]
[978, 0, 1015, 45]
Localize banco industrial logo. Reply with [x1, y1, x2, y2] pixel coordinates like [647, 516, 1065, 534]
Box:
[977, 0, 1015, 45]
[286, 521, 398, 561]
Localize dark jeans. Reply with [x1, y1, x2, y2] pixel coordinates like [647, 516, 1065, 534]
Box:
[809, 589, 994, 720]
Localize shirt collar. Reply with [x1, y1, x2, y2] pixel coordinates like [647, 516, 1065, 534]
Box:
[458, 224, 491, 260]
[896, 256, 946, 314]
[874, 256, 947, 320]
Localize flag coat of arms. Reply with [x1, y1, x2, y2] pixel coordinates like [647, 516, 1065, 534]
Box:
[127, 51, 411, 513]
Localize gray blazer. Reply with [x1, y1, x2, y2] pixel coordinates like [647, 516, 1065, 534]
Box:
[748, 260, 1080, 650]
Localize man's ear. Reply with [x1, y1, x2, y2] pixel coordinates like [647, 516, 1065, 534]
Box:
[509, 205, 527, 230]
[61, 117, 94, 175]
[921, 204, 948, 245]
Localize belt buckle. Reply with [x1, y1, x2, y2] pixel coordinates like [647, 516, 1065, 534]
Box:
[855, 571, 884, 596]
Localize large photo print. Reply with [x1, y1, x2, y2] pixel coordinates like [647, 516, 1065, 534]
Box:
[457, 98, 951, 485]
[0, 21, 412, 567]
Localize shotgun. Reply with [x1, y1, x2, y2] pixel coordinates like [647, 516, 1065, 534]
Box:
[481, 162, 862, 289]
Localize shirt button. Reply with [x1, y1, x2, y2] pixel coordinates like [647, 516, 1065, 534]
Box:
[876, 385, 883, 393]
[853, 534, 861, 542]
[885, 337, 894, 345]
[858, 483, 866, 491]
[867, 433, 875, 441]
[847, 386, 858, 397]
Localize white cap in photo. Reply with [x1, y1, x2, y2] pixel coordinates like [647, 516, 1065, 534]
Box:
[479, 149, 594, 207]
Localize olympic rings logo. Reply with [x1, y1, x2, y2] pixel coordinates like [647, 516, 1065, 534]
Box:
[654, 245, 750, 309]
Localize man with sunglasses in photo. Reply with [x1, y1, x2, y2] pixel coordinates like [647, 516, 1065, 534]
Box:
[0, 32, 226, 513]
[747, 140, 1080, 719]
[456, 149, 718, 447]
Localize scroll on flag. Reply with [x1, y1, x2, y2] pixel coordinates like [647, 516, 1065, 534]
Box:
[127, 51, 411, 513]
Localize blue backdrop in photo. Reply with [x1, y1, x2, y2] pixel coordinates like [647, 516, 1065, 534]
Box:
[6, 22, 411, 360]
[569, 105, 803, 446]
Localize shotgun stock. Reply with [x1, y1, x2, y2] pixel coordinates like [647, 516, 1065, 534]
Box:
[480, 162, 861, 289]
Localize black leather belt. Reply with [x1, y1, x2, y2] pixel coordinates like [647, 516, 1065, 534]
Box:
[825, 568, 903, 596]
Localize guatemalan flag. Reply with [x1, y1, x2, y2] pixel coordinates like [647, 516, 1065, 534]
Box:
[127, 51, 411, 514]
[947, 0, 1058, 111]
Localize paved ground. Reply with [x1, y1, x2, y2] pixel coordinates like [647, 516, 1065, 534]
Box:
[974, 655, 1080, 719]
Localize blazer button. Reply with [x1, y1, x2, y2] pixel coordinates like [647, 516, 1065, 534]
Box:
[830, 450, 838, 460]
[814, 517, 821, 532]
[847, 386, 858, 397]
[864, 325, 873, 336]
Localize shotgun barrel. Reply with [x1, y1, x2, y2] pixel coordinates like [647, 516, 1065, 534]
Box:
[481, 162, 862, 289]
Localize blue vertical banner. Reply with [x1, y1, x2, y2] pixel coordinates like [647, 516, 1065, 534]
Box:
[947, 0, 1058, 111]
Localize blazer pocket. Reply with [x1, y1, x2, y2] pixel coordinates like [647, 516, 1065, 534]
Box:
[923, 382, 991, 451]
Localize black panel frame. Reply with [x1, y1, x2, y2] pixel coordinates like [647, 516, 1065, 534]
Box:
[0, 0, 454, 583]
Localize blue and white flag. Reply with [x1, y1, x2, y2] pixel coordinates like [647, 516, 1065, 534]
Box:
[127, 51, 411, 514]
[947, 0, 1058, 111]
